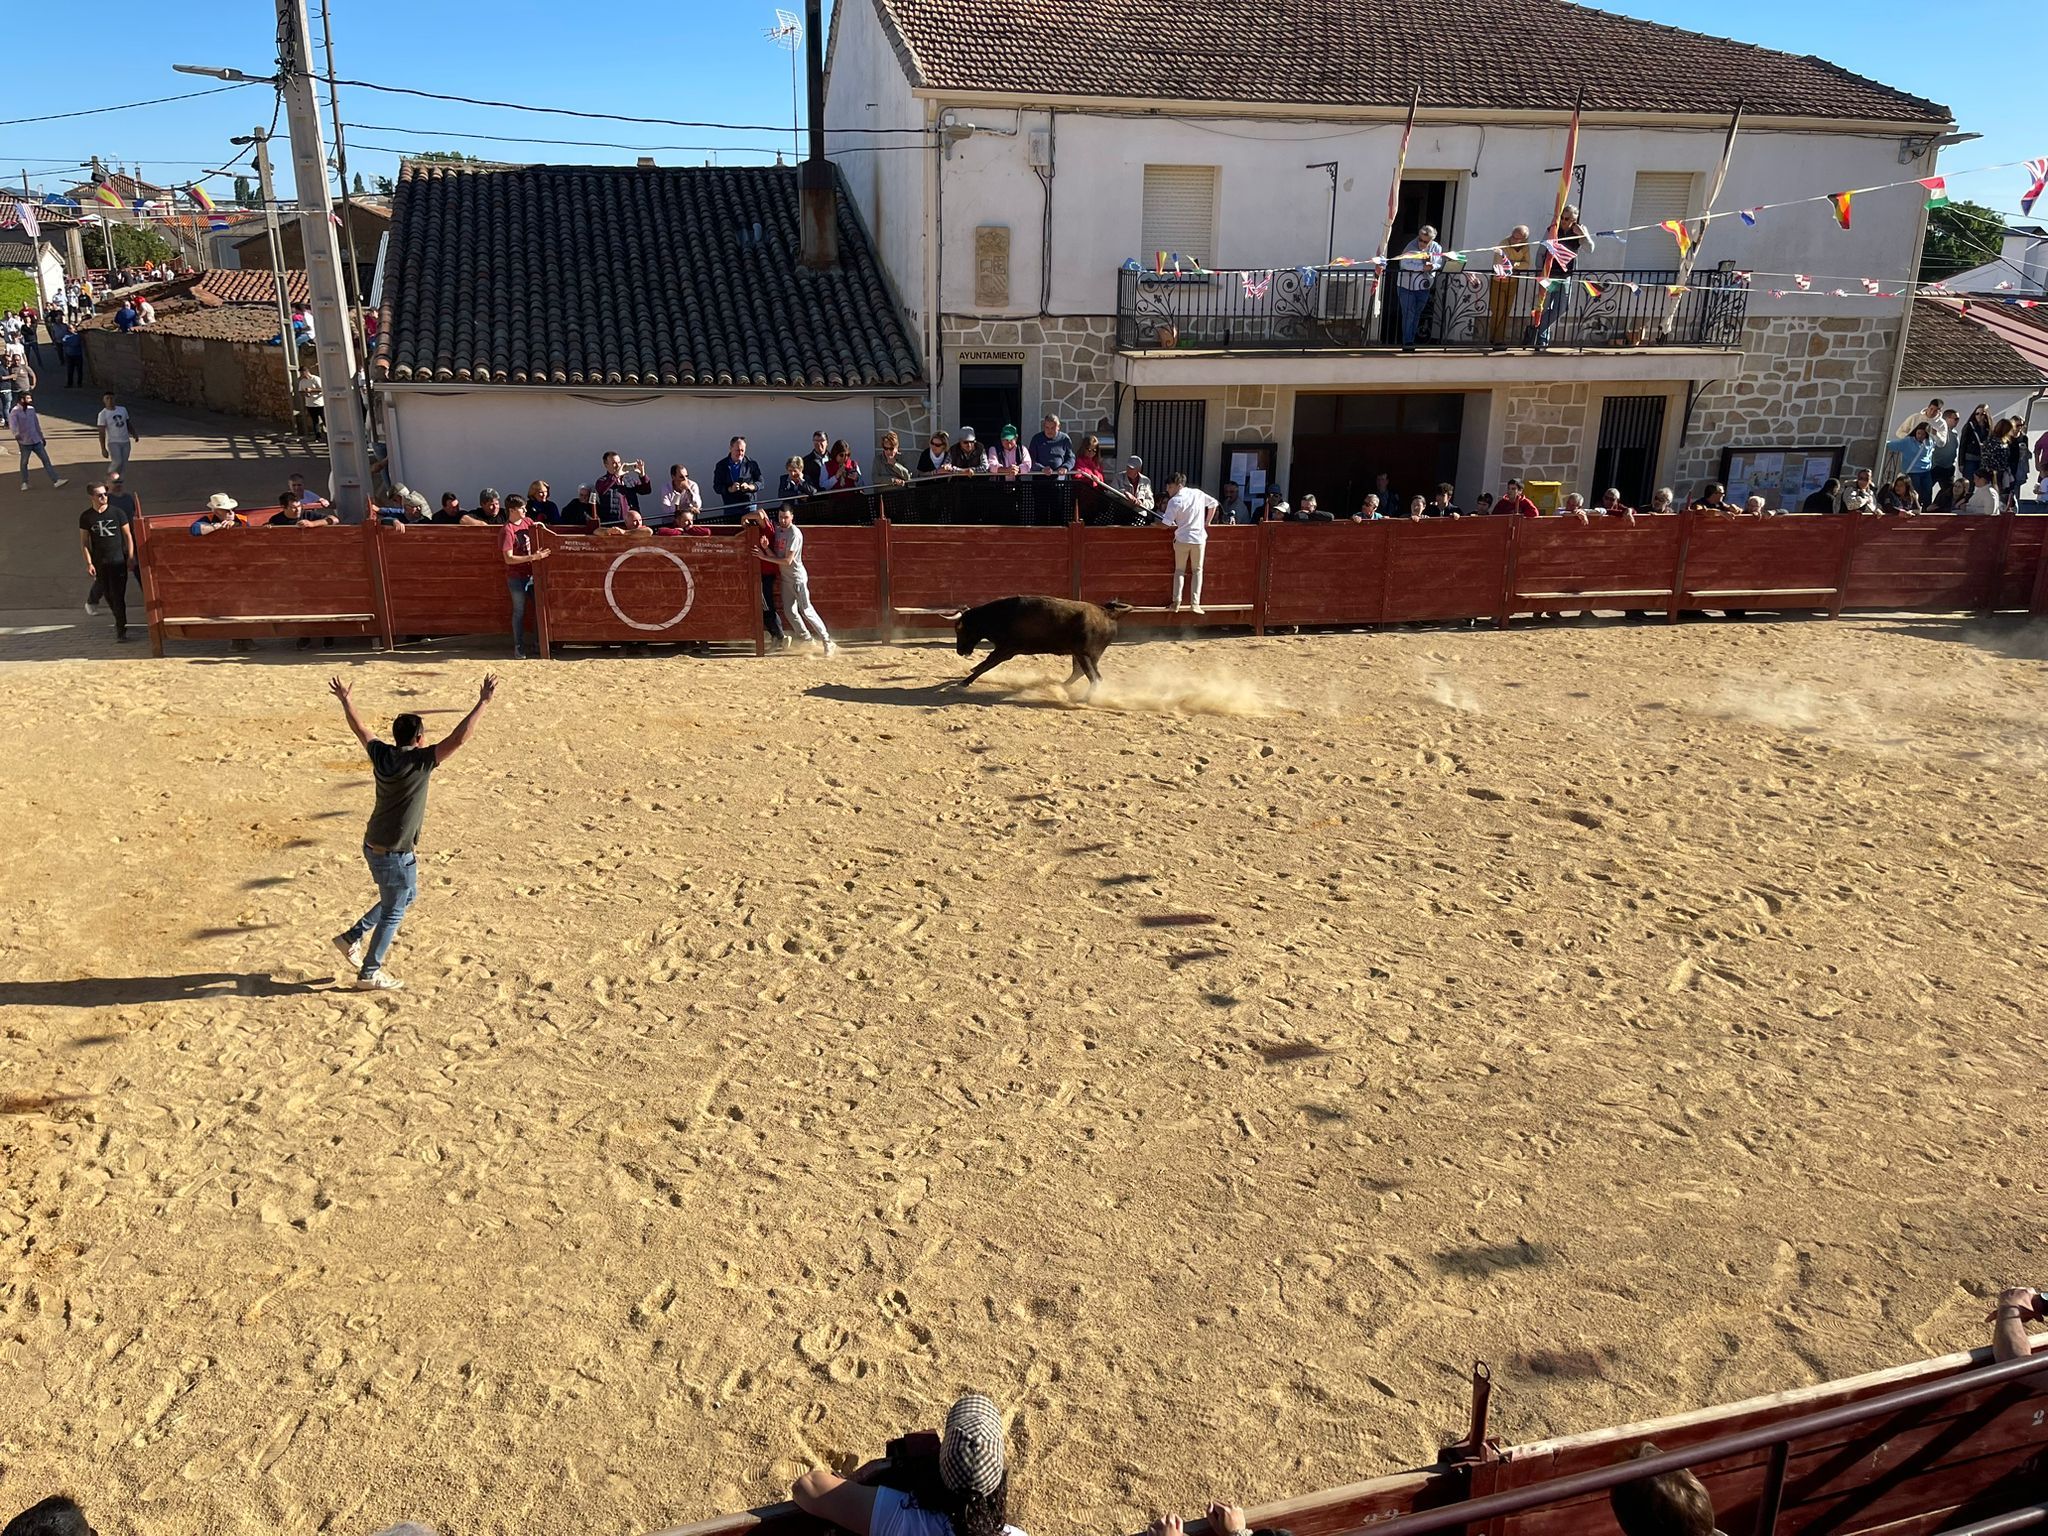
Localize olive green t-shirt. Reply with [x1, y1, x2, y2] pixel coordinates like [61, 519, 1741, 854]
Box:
[364, 740, 437, 852]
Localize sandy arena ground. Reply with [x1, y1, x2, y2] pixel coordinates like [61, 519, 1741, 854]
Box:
[2, 619, 2045, 1536]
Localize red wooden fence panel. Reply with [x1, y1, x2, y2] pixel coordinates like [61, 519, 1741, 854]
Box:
[1681, 515, 1850, 611]
[1077, 525, 1261, 615]
[139, 514, 381, 647]
[888, 525, 1070, 614]
[377, 525, 519, 640]
[1510, 517, 1685, 611]
[794, 524, 886, 634]
[1994, 516, 2046, 610]
[1842, 515, 2003, 611]
[1262, 523, 1393, 626]
[539, 534, 762, 648]
[1387, 516, 1517, 622]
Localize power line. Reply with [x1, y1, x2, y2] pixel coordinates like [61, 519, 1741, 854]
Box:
[328, 75, 931, 136]
[0, 81, 259, 128]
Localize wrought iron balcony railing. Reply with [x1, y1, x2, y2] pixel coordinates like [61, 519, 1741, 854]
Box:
[1116, 263, 1750, 353]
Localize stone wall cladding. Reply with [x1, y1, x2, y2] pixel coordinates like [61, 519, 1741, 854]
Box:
[873, 394, 929, 448]
[1500, 381, 1593, 486]
[1221, 385, 1281, 442]
[84, 329, 294, 426]
[1675, 313, 1897, 490]
[942, 315, 1117, 430]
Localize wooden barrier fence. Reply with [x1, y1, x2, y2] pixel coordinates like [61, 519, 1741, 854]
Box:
[137, 511, 2048, 655]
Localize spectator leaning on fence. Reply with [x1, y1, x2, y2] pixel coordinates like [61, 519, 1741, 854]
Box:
[1496, 479, 1539, 518]
[661, 464, 702, 527]
[1838, 468, 1877, 515]
[191, 492, 240, 534]
[1029, 414, 1075, 473]
[777, 456, 811, 505]
[1118, 457, 1154, 515]
[1395, 223, 1445, 349]
[875, 431, 911, 486]
[791, 1392, 1021, 1536]
[918, 429, 952, 474]
[715, 436, 762, 513]
[803, 430, 831, 490]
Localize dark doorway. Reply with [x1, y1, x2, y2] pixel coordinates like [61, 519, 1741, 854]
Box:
[959, 364, 1022, 452]
[1591, 394, 1666, 508]
[1290, 392, 1464, 515]
[1380, 178, 1457, 344]
[1132, 398, 1207, 487]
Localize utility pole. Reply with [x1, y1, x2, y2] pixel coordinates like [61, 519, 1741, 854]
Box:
[241, 128, 301, 411]
[276, 0, 371, 518]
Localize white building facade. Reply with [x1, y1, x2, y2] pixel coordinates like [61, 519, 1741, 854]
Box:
[825, 0, 1957, 512]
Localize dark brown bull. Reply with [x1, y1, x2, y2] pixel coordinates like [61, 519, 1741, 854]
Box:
[951, 595, 1131, 697]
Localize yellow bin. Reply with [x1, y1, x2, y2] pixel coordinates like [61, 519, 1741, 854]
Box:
[1525, 479, 1563, 513]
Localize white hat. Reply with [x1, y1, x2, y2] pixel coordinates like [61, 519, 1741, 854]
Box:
[206, 493, 239, 511]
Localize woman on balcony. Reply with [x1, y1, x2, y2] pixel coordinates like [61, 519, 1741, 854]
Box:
[1489, 225, 1531, 348]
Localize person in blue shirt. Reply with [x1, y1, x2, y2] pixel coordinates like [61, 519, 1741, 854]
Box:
[713, 435, 762, 515]
[1885, 422, 1935, 503]
[60, 326, 84, 388]
[1028, 413, 1075, 473]
[113, 302, 139, 334]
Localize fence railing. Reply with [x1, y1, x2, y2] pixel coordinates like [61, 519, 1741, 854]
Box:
[1116, 264, 1751, 352]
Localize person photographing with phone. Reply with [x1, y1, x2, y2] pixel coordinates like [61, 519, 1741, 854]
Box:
[592, 450, 652, 528]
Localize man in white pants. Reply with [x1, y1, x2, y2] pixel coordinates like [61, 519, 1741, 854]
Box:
[1161, 471, 1218, 614]
[770, 504, 836, 656]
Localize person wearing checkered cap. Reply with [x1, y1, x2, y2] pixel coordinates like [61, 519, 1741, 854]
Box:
[792, 1392, 1027, 1536]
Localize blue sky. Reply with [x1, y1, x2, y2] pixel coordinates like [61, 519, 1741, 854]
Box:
[3, 0, 2035, 225]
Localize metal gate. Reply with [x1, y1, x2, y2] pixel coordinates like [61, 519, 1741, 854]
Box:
[1132, 399, 1208, 487]
[1591, 394, 1666, 508]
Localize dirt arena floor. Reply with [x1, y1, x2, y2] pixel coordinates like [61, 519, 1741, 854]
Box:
[2, 618, 2044, 1536]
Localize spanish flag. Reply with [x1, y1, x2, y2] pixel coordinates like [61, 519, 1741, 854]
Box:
[1828, 191, 1852, 229]
[92, 184, 122, 208]
[1660, 218, 1692, 258]
[187, 184, 217, 213]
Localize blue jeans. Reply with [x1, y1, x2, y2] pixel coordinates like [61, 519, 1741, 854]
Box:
[345, 844, 417, 978]
[1397, 285, 1430, 345]
[1908, 470, 1934, 502]
[17, 440, 57, 484]
[1533, 284, 1572, 349]
[508, 574, 533, 656]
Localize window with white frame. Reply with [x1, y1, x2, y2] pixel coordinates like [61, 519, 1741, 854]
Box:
[1141, 165, 1219, 268]
[1628, 172, 1698, 260]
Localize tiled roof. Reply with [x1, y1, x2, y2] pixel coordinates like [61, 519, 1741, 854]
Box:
[376, 161, 923, 389]
[0, 192, 79, 228]
[864, 0, 1949, 124]
[0, 231, 40, 265]
[1901, 299, 2044, 389]
[184, 269, 314, 307]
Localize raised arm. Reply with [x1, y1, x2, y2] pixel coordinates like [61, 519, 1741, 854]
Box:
[328, 676, 371, 746]
[1990, 1287, 2041, 1362]
[432, 673, 498, 764]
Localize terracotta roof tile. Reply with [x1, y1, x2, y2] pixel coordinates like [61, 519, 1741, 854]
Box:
[185, 269, 314, 307]
[865, 0, 1949, 125]
[375, 161, 923, 390]
[1901, 298, 2044, 389]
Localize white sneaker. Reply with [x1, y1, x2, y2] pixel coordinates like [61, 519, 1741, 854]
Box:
[1192, 605, 1206, 615]
[1170, 602, 1182, 613]
[86, 600, 100, 615]
[822, 639, 837, 657]
[333, 933, 364, 969]
[50, 478, 67, 490]
[780, 633, 793, 650]
[353, 971, 403, 992]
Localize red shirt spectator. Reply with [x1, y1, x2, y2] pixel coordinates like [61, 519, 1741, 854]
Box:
[1496, 484, 1540, 517]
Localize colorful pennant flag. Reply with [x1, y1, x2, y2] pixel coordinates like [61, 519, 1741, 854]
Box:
[1768, 289, 1786, 298]
[1794, 273, 1812, 290]
[1660, 218, 1693, 258]
[2023, 159, 2048, 218]
[207, 216, 230, 231]
[15, 202, 38, 239]
[1666, 283, 1686, 297]
[1918, 177, 1948, 209]
[1861, 278, 1881, 295]
[1155, 250, 1167, 273]
[1739, 208, 1761, 226]
[1828, 191, 1853, 229]
[1240, 270, 1272, 299]
[187, 184, 218, 213]
[1582, 280, 1603, 298]
[1594, 230, 1627, 245]
[92, 184, 121, 208]
[1542, 237, 1578, 270]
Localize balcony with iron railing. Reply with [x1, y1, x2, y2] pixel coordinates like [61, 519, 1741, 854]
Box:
[1116, 263, 1751, 354]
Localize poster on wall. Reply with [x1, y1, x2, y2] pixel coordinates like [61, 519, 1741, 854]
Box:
[1720, 445, 1846, 508]
[1225, 443, 1276, 522]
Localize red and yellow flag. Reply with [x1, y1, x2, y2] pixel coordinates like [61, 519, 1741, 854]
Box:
[1827, 191, 1853, 229]
[187, 184, 217, 213]
[1660, 218, 1693, 258]
[92, 184, 122, 208]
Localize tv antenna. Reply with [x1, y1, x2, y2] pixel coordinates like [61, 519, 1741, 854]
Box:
[766, 9, 803, 165]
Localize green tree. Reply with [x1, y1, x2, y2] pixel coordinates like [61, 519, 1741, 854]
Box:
[410, 149, 481, 165]
[373, 175, 394, 194]
[351, 171, 366, 194]
[233, 174, 255, 207]
[89, 221, 181, 269]
[1920, 200, 2004, 282]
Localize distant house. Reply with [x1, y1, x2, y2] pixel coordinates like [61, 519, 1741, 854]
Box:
[372, 160, 923, 501]
[0, 194, 87, 300]
[1945, 227, 2048, 298]
[60, 171, 172, 213]
[234, 200, 389, 294]
[826, 0, 1955, 507]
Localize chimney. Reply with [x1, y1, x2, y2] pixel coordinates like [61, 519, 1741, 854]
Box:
[797, 0, 838, 270]
[637, 156, 656, 169]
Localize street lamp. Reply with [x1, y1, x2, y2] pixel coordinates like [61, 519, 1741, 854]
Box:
[171, 64, 275, 83]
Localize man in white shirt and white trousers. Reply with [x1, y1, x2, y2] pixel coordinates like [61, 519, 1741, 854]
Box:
[1161, 471, 1218, 614]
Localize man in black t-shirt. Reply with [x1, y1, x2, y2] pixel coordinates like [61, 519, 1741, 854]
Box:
[328, 673, 496, 991]
[78, 483, 134, 641]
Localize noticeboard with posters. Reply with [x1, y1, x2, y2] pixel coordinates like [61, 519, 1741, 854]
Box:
[1719, 445, 1845, 508]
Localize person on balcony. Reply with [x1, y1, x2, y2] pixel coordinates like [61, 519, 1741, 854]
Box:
[1072, 435, 1107, 486]
[873, 431, 911, 487]
[988, 425, 1032, 476]
[823, 439, 863, 491]
[948, 425, 988, 473]
[1489, 225, 1531, 347]
[776, 456, 812, 506]
[714, 435, 763, 514]
[1394, 224, 1444, 350]
[1532, 204, 1590, 351]
[803, 429, 832, 491]
[918, 429, 953, 474]
[1029, 414, 1074, 473]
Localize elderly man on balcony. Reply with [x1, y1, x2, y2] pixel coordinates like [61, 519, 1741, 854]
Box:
[1394, 224, 1445, 349]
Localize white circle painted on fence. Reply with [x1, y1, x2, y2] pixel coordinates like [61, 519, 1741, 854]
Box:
[603, 545, 697, 632]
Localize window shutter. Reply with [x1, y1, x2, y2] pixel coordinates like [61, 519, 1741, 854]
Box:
[1628, 172, 1696, 255]
[1141, 165, 1219, 267]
